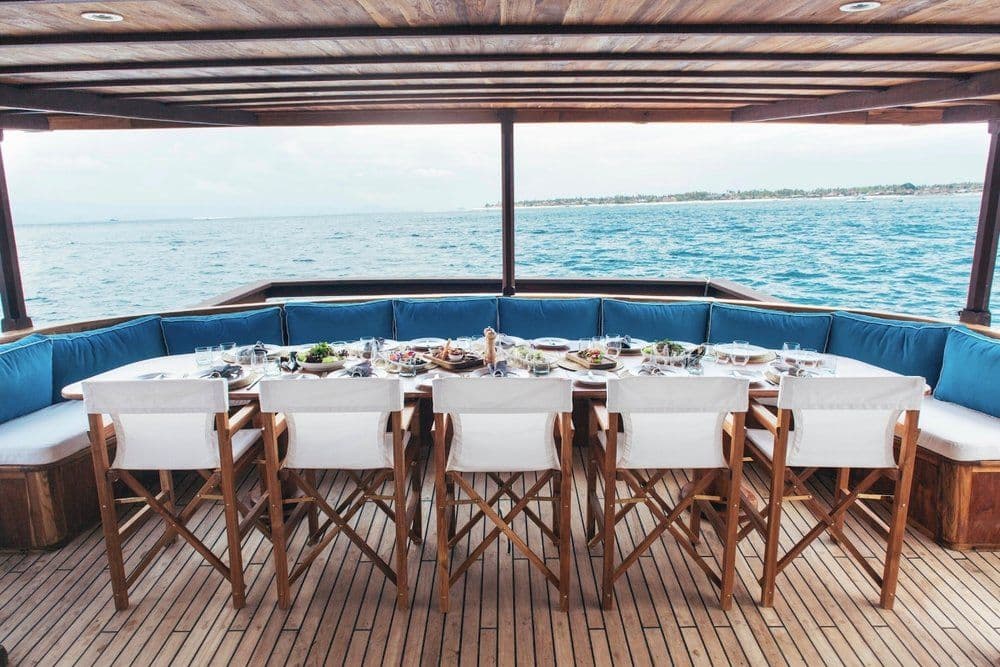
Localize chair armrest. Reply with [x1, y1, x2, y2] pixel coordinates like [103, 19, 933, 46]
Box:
[229, 403, 259, 432]
[591, 402, 610, 432]
[748, 401, 779, 436]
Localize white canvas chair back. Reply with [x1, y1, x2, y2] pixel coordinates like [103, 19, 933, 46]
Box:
[605, 376, 750, 469]
[776, 376, 924, 468]
[432, 377, 572, 472]
[258, 377, 403, 470]
[83, 379, 229, 470]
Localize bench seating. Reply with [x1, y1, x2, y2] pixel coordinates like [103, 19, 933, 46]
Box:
[1, 297, 998, 550]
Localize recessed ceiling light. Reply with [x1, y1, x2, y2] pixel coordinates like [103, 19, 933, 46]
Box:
[839, 2, 881, 12]
[80, 11, 124, 22]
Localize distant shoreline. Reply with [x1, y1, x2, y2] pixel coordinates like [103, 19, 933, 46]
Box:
[487, 182, 982, 209]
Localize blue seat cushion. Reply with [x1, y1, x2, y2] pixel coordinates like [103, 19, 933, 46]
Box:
[161, 307, 284, 354]
[602, 300, 709, 343]
[50, 315, 167, 403]
[935, 327, 1000, 418]
[708, 303, 831, 350]
[0, 335, 53, 424]
[827, 312, 950, 387]
[393, 298, 498, 339]
[498, 298, 601, 339]
[284, 300, 394, 344]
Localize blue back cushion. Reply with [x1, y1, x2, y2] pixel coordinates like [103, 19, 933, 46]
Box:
[935, 327, 1000, 418]
[50, 315, 167, 403]
[161, 307, 284, 354]
[827, 312, 950, 387]
[602, 300, 709, 343]
[393, 298, 498, 339]
[708, 303, 831, 350]
[0, 335, 53, 423]
[498, 298, 601, 339]
[285, 300, 394, 344]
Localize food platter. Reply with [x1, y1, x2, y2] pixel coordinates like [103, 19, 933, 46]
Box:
[564, 349, 618, 370]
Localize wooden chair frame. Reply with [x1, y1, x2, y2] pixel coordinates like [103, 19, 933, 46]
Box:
[742, 400, 921, 610]
[87, 403, 269, 611]
[586, 402, 747, 610]
[262, 405, 422, 609]
[434, 411, 574, 613]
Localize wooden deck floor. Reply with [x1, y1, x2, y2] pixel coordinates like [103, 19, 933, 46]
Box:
[2, 450, 999, 666]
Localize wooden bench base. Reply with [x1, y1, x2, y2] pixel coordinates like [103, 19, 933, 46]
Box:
[0, 447, 104, 550]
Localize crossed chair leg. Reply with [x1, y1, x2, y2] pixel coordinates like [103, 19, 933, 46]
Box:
[263, 417, 423, 610]
[89, 413, 270, 611]
[434, 413, 574, 613]
[586, 407, 746, 611]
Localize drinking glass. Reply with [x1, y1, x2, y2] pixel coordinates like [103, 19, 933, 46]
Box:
[251, 349, 268, 374]
[195, 346, 213, 367]
[606, 338, 622, 360]
[577, 339, 591, 353]
[359, 337, 376, 359]
[212, 344, 225, 364]
[800, 348, 820, 369]
[731, 340, 751, 367]
[456, 337, 473, 353]
[821, 354, 838, 376]
[782, 341, 800, 363]
[264, 357, 281, 377]
[530, 357, 551, 376]
[591, 337, 606, 353]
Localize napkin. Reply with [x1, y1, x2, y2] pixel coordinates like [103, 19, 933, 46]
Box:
[619, 335, 633, 350]
[208, 364, 244, 380]
[638, 363, 665, 376]
[347, 361, 373, 378]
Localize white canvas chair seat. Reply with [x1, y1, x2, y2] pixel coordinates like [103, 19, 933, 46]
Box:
[433, 377, 572, 473]
[752, 375, 925, 469]
[259, 377, 404, 471]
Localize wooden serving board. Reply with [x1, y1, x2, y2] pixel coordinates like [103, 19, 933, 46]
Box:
[560, 353, 619, 372]
[418, 353, 484, 371]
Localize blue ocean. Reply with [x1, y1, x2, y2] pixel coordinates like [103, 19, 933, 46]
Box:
[15, 193, 990, 326]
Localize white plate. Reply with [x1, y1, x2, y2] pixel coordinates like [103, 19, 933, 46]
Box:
[573, 369, 614, 386]
[223, 343, 282, 364]
[713, 342, 769, 357]
[614, 337, 649, 354]
[407, 337, 447, 350]
[275, 373, 318, 380]
[532, 337, 571, 350]
[780, 349, 822, 365]
[627, 366, 689, 377]
[135, 371, 180, 380]
[470, 367, 527, 378]
[297, 358, 347, 373]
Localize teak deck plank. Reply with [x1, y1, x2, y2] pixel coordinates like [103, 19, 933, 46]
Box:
[2, 450, 1000, 667]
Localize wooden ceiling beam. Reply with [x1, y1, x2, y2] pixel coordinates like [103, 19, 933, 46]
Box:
[2, 50, 997, 76]
[733, 68, 1000, 121]
[4, 23, 1000, 48]
[118, 81, 882, 100]
[27, 69, 965, 90]
[0, 82, 257, 125]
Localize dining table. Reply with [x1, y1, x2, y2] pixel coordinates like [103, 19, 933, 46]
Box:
[59, 347, 905, 403]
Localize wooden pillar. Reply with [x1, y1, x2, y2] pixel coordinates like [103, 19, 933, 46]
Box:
[500, 112, 516, 297]
[960, 120, 1000, 326]
[0, 130, 33, 332]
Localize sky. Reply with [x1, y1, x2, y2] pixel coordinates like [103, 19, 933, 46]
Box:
[2, 121, 992, 225]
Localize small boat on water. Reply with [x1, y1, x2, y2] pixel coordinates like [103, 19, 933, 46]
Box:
[0, 2, 999, 665]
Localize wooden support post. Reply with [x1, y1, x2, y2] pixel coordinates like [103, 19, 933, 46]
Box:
[960, 120, 1000, 326]
[500, 112, 516, 296]
[0, 131, 32, 332]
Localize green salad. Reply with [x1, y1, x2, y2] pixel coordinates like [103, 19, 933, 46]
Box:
[641, 340, 688, 356]
[297, 342, 348, 364]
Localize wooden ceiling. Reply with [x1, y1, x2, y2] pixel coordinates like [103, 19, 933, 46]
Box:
[1, 0, 999, 129]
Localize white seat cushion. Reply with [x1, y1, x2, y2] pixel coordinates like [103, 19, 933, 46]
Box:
[746, 428, 777, 461]
[0, 401, 110, 466]
[917, 396, 1000, 462]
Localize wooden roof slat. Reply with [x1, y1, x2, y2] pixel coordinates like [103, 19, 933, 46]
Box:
[4, 22, 1000, 49]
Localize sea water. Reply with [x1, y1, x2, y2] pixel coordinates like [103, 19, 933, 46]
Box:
[14, 193, 991, 326]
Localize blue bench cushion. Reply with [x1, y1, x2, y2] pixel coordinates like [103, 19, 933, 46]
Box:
[935, 327, 1000, 419]
[708, 303, 831, 350]
[285, 300, 393, 344]
[602, 300, 709, 343]
[50, 315, 167, 403]
[393, 298, 498, 339]
[161, 307, 284, 354]
[498, 298, 601, 339]
[0, 335, 53, 424]
[827, 312, 950, 387]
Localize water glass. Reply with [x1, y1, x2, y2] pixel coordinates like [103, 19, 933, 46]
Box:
[782, 341, 800, 363]
[731, 340, 751, 367]
[800, 348, 820, 369]
[606, 338, 622, 360]
[195, 346, 213, 367]
[359, 337, 376, 359]
[264, 357, 281, 377]
[821, 354, 839, 376]
[251, 349, 267, 374]
[530, 357, 551, 376]
[212, 344, 225, 364]
[577, 339, 591, 353]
